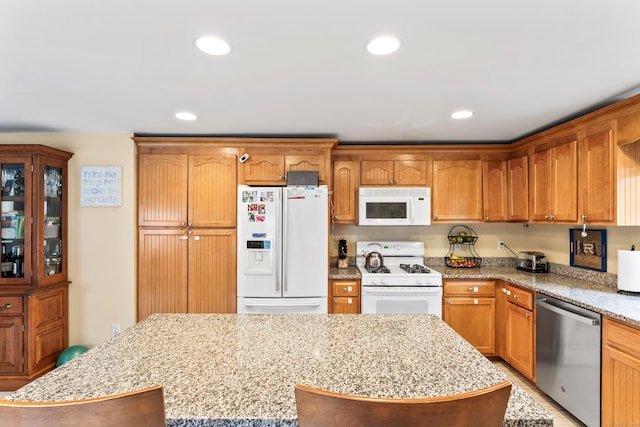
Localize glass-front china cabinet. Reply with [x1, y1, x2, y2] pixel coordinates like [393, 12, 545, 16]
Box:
[0, 145, 73, 390]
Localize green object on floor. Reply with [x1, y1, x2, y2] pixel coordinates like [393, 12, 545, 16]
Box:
[56, 345, 89, 367]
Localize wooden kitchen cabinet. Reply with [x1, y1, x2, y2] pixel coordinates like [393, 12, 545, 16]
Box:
[138, 153, 237, 227]
[329, 279, 360, 314]
[360, 160, 428, 186]
[241, 153, 327, 185]
[507, 155, 529, 221]
[0, 145, 72, 390]
[332, 159, 358, 224]
[482, 160, 508, 222]
[137, 228, 236, 319]
[578, 120, 615, 224]
[432, 160, 483, 222]
[602, 317, 640, 427]
[503, 284, 535, 381]
[136, 147, 239, 320]
[443, 279, 496, 355]
[530, 137, 578, 223]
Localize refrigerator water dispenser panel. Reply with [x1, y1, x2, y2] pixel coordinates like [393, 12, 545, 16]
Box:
[245, 239, 274, 274]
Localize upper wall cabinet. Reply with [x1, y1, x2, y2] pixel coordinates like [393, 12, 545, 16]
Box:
[237, 140, 336, 186]
[578, 120, 615, 224]
[332, 159, 358, 224]
[507, 155, 529, 221]
[432, 160, 483, 222]
[360, 160, 428, 186]
[530, 137, 578, 223]
[138, 153, 237, 228]
[482, 160, 508, 222]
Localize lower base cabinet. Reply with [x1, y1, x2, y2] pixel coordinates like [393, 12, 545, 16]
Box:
[443, 279, 496, 355]
[503, 284, 535, 381]
[602, 317, 640, 427]
[329, 279, 360, 314]
[0, 285, 68, 390]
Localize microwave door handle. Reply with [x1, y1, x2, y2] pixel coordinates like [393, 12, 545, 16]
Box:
[409, 197, 414, 223]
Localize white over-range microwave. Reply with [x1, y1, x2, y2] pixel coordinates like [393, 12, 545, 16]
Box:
[358, 187, 431, 226]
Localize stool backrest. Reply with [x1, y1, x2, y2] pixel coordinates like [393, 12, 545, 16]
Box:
[0, 385, 166, 427]
[295, 381, 512, 427]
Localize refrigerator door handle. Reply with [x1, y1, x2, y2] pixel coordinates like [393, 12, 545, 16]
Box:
[282, 189, 288, 292]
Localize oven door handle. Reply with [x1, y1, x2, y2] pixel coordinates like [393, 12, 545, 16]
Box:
[362, 287, 442, 296]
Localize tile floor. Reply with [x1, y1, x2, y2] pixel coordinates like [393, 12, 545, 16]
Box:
[1, 362, 587, 426]
[493, 360, 586, 426]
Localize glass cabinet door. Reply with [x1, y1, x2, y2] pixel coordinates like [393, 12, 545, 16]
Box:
[1, 161, 29, 281]
[43, 165, 63, 277]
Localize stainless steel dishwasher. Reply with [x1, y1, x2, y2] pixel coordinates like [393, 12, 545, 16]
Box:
[536, 294, 601, 427]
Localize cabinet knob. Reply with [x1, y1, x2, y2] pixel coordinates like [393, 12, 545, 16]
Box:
[4, 303, 13, 309]
[544, 215, 549, 220]
[447, 300, 451, 305]
[525, 312, 530, 318]
[389, 180, 394, 185]
[468, 286, 478, 293]
[513, 294, 518, 299]
[549, 215, 555, 220]
[278, 176, 284, 181]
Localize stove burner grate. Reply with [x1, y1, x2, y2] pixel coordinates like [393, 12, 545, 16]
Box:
[399, 263, 432, 274]
[365, 265, 391, 274]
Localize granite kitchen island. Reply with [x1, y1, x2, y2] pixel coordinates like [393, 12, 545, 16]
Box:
[6, 314, 552, 426]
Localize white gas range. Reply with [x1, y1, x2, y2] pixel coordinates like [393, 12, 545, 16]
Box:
[356, 241, 443, 317]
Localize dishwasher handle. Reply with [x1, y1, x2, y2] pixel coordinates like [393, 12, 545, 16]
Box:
[536, 298, 600, 326]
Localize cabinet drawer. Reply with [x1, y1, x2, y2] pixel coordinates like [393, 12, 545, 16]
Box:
[332, 280, 359, 297]
[506, 285, 534, 310]
[443, 280, 495, 297]
[0, 296, 23, 314]
[604, 317, 640, 359]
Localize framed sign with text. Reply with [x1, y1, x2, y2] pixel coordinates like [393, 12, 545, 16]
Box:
[80, 166, 122, 207]
[569, 228, 607, 272]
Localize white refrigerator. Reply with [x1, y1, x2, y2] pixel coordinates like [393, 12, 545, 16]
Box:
[237, 185, 328, 313]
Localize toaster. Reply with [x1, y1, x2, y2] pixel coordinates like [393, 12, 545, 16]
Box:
[516, 251, 549, 273]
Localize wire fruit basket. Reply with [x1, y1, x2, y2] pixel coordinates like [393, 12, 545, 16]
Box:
[445, 225, 481, 268]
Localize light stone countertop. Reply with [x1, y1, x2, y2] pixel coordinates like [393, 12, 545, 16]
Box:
[6, 314, 552, 427]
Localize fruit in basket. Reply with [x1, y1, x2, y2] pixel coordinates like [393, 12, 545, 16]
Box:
[458, 231, 466, 237]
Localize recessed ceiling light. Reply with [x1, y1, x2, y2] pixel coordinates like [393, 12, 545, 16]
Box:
[175, 112, 198, 121]
[366, 36, 401, 55]
[195, 36, 231, 56]
[451, 110, 474, 119]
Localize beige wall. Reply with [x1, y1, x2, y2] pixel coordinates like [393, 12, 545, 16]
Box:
[2, 134, 637, 349]
[0, 133, 136, 347]
[333, 222, 639, 274]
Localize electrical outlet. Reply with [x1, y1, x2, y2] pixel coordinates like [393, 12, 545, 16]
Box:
[112, 323, 121, 336]
[497, 241, 505, 251]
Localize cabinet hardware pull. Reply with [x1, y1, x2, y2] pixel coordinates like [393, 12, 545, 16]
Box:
[525, 312, 530, 318]
[447, 300, 451, 304]
[514, 294, 518, 299]
[278, 176, 284, 180]
[485, 216, 490, 221]
[4, 303, 13, 309]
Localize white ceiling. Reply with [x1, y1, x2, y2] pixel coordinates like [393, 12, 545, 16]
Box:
[2, 0, 640, 143]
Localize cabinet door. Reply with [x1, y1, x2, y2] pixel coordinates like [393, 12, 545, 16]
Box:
[551, 140, 578, 222]
[286, 155, 326, 184]
[432, 160, 483, 222]
[579, 122, 615, 223]
[188, 229, 237, 313]
[394, 160, 428, 185]
[602, 318, 640, 427]
[137, 229, 188, 320]
[483, 160, 508, 222]
[495, 283, 509, 360]
[189, 155, 237, 227]
[530, 149, 552, 222]
[507, 155, 529, 221]
[242, 154, 285, 185]
[332, 297, 360, 314]
[332, 160, 358, 223]
[138, 154, 188, 227]
[361, 160, 394, 185]
[1, 157, 33, 285]
[0, 315, 23, 374]
[505, 303, 534, 380]
[28, 286, 67, 374]
[443, 297, 496, 354]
